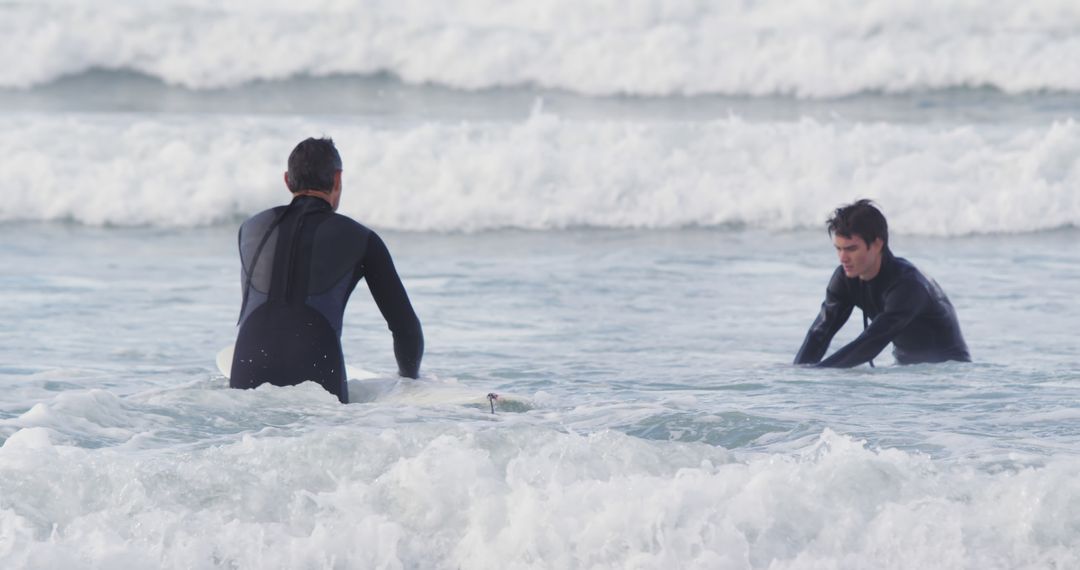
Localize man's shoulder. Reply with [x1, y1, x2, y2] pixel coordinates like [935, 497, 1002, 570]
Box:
[884, 256, 941, 301]
[321, 212, 373, 237]
[312, 213, 381, 257]
[889, 256, 931, 285]
[890, 255, 917, 271]
[239, 206, 286, 233]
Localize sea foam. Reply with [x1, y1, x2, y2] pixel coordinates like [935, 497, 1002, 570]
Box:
[5, 0, 1080, 97]
[1, 405, 1078, 570]
[1, 112, 1078, 235]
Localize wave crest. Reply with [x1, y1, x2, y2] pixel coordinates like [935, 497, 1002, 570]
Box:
[1, 112, 1078, 234]
[6, 1, 1080, 96]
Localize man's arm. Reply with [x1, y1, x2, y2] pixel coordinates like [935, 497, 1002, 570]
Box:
[795, 267, 854, 364]
[816, 279, 929, 368]
[362, 232, 424, 378]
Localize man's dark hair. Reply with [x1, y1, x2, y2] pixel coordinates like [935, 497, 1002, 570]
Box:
[286, 137, 342, 193]
[827, 199, 888, 249]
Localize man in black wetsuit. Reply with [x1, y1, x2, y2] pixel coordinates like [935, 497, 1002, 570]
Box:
[230, 137, 423, 402]
[795, 200, 970, 368]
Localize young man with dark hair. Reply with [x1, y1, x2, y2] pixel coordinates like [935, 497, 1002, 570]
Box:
[794, 199, 970, 368]
[230, 137, 424, 402]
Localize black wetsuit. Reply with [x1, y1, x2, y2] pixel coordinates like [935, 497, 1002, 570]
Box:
[794, 250, 970, 367]
[230, 195, 423, 402]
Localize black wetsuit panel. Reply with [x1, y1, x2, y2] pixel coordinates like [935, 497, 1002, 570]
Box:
[794, 251, 970, 368]
[230, 195, 423, 402]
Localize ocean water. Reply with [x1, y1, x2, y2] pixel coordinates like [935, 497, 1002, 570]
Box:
[2, 2, 1080, 569]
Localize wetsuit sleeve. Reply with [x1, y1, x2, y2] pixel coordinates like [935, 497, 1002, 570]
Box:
[817, 279, 929, 368]
[794, 268, 854, 364]
[362, 233, 424, 378]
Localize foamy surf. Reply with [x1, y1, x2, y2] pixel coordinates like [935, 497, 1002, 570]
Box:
[215, 345, 532, 411]
[1, 421, 1078, 569]
[1, 112, 1078, 235]
[7, 1, 1080, 97]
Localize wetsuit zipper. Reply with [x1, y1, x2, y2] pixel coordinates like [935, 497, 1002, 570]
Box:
[283, 212, 308, 303]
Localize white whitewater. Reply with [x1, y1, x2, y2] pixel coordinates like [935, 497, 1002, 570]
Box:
[0, 112, 1078, 234]
[6, 1, 1080, 96]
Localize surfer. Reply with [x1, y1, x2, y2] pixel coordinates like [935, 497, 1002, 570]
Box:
[794, 199, 970, 368]
[230, 137, 423, 402]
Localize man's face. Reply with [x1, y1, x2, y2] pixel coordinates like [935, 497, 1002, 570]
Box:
[833, 233, 883, 280]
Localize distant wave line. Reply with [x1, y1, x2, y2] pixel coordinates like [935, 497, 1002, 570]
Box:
[13, 67, 1080, 101]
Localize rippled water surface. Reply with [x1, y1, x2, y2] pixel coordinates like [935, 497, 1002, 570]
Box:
[2, 222, 1079, 569]
[3, 224, 1077, 453]
[3, 24, 1080, 562]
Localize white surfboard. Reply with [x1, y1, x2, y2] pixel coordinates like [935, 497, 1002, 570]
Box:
[215, 345, 529, 411]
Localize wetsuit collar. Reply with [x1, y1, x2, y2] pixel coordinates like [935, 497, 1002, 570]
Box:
[289, 193, 333, 210]
[867, 248, 896, 284]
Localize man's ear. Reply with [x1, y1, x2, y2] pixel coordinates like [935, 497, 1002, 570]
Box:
[283, 172, 291, 191]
